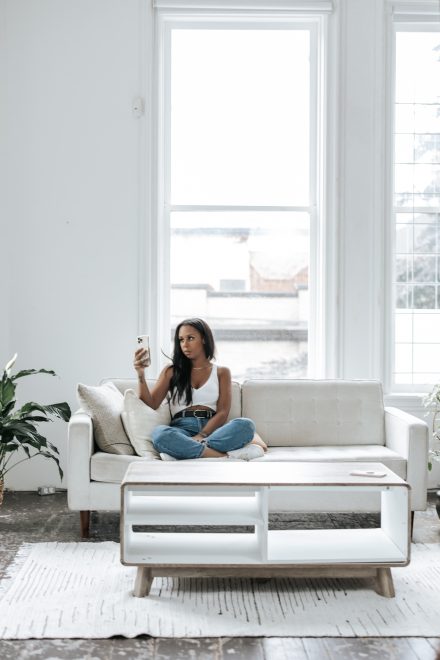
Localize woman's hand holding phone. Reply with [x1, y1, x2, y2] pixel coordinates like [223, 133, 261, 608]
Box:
[133, 335, 151, 373]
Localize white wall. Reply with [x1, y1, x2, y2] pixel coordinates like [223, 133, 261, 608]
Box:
[1, 0, 145, 489]
[0, 3, 10, 368]
[1, 0, 438, 489]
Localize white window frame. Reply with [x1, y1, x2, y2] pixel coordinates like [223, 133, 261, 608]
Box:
[386, 0, 440, 393]
[147, 0, 332, 377]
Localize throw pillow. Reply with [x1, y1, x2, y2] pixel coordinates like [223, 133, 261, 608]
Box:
[122, 388, 171, 458]
[77, 382, 135, 455]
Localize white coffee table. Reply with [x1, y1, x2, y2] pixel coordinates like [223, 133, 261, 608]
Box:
[120, 461, 410, 598]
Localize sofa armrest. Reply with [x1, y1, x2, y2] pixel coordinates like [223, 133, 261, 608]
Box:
[67, 409, 94, 511]
[384, 406, 429, 510]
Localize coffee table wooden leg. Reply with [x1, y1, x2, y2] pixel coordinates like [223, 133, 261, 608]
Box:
[375, 567, 395, 598]
[133, 567, 153, 597]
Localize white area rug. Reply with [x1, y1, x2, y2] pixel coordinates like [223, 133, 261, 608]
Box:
[1, 542, 440, 638]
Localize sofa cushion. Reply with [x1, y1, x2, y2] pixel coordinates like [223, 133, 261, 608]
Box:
[77, 382, 134, 455]
[242, 380, 385, 447]
[252, 445, 406, 478]
[91, 452, 227, 482]
[90, 444, 405, 483]
[104, 377, 242, 421]
[122, 389, 171, 458]
[91, 452, 147, 482]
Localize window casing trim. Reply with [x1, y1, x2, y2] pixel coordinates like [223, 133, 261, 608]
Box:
[388, 0, 440, 22]
[153, 0, 333, 13]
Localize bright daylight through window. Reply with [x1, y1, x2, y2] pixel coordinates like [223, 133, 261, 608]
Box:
[168, 28, 314, 380]
[393, 29, 440, 386]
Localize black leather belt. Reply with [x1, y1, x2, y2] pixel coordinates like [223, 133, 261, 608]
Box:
[173, 409, 214, 420]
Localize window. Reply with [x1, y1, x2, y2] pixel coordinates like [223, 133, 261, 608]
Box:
[392, 25, 440, 388]
[156, 8, 327, 380]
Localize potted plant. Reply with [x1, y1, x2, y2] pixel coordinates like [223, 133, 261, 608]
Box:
[0, 354, 71, 504]
[423, 382, 440, 518]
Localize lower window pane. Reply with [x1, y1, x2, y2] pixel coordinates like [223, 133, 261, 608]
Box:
[413, 312, 440, 343]
[413, 343, 440, 373]
[394, 343, 413, 374]
[170, 211, 309, 380]
[394, 310, 440, 385]
[395, 312, 413, 343]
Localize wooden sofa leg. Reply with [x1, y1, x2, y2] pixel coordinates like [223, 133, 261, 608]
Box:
[410, 511, 414, 540]
[80, 510, 90, 538]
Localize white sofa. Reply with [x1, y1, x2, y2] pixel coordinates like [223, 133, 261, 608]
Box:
[67, 378, 429, 538]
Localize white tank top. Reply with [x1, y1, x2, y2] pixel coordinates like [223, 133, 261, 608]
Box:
[169, 364, 219, 417]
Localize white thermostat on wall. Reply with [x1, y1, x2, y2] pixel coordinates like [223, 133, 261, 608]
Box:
[132, 97, 144, 118]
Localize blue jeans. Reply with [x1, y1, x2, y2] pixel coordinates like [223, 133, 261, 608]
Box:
[152, 416, 256, 460]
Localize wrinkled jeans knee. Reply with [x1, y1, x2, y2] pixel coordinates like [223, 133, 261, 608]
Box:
[152, 424, 204, 460]
[205, 417, 256, 452]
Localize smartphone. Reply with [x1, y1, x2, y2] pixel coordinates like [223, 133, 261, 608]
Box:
[136, 334, 151, 367]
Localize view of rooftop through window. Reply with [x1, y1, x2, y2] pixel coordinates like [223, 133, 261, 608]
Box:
[393, 30, 440, 386]
[168, 28, 312, 380]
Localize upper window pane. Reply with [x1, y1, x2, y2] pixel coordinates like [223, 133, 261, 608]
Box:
[396, 32, 440, 104]
[170, 29, 310, 206]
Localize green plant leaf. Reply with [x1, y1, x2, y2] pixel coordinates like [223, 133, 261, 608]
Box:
[38, 450, 63, 479]
[17, 430, 49, 446]
[33, 433, 49, 447]
[0, 363, 68, 482]
[1, 400, 16, 417]
[18, 402, 71, 422]
[1, 443, 19, 452]
[45, 402, 71, 421]
[12, 435, 42, 449]
[4, 420, 38, 435]
[0, 430, 14, 444]
[46, 440, 58, 452]
[0, 378, 15, 409]
[19, 415, 51, 423]
[11, 369, 56, 381]
[4, 425, 51, 450]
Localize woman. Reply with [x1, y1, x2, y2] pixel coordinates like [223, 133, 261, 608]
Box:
[133, 318, 266, 460]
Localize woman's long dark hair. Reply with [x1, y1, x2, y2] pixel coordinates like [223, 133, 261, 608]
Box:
[169, 318, 216, 406]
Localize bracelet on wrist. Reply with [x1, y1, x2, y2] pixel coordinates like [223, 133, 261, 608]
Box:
[199, 431, 208, 438]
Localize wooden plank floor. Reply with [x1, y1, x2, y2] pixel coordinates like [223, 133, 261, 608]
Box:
[0, 490, 439, 659]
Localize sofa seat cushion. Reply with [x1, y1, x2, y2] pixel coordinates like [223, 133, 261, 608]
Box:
[91, 452, 229, 482]
[90, 444, 406, 483]
[252, 445, 406, 478]
[91, 452, 155, 483]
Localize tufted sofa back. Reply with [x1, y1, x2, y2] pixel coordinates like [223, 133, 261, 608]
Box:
[241, 379, 385, 447]
[103, 378, 242, 422]
[103, 377, 385, 447]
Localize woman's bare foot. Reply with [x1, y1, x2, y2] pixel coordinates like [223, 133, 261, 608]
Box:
[251, 433, 267, 452]
[201, 447, 226, 458]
